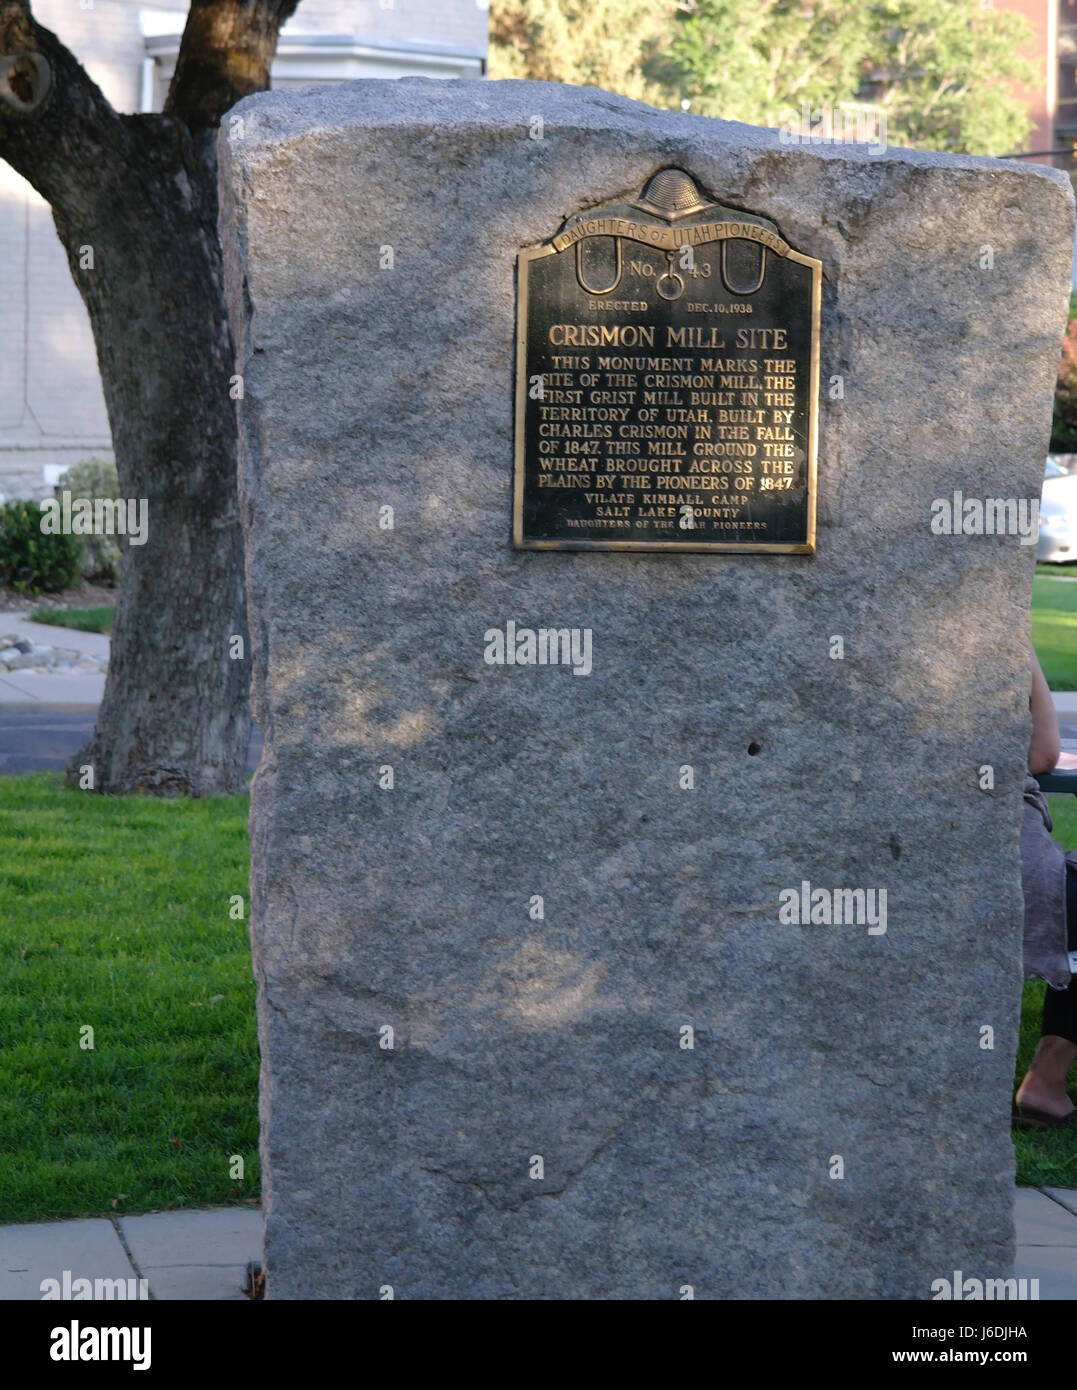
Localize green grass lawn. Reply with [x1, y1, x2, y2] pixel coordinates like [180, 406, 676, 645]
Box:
[0, 774, 255, 1224]
[26, 605, 114, 635]
[1031, 569, 1077, 690]
[1014, 794, 1077, 1187]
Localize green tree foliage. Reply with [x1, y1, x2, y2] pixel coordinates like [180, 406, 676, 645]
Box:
[656, 0, 871, 129]
[489, 0, 676, 105]
[490, 0, 1037, 157]
[854, 0, 1037, 155]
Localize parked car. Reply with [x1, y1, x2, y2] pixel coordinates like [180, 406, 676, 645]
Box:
[1039, 457, 1077, 563]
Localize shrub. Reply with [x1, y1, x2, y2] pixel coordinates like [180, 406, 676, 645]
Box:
[0, 501, 82, 594]
[55, 457, 121, 582]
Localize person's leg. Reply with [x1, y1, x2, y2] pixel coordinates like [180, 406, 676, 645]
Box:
[1015, 864, 1077, 1120]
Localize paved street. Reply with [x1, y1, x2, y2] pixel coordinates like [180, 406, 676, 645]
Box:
[0, 613, 268, 772]
[0, 707, 263, 775]
[0, 708, 98, 774]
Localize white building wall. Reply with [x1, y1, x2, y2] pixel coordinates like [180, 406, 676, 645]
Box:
[0, 0, 169, 498]
[0, 0, 487, 500]
[280, 0, 489, 47]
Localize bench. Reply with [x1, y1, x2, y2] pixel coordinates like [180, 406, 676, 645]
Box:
[1036, 768, 1077, 794]
[1035, 738, 1077, 795]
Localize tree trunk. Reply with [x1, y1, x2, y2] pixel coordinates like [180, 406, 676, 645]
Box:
[60, 125, 250, 795]
[0, 0, 298, 794]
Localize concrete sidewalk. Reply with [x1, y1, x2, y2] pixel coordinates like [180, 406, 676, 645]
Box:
[0, 613, 111, 661]
[0, 1209, 260, 1302]
[1014, 1188, 1077, 1298]
[0, 1191, 1074, 1299]
[0, 670, 105, 704]
[0, 612, 107, 706]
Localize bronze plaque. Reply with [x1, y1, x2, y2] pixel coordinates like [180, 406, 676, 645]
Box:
[513, 169, 821, 552]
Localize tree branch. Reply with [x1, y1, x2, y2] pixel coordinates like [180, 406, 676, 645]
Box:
[0, 0, 133, 212]
[166, 0, 300, 132]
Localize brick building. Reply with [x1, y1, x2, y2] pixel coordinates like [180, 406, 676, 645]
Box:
[993, 0, 1077, 284]
[1000, 0, 1077, 167]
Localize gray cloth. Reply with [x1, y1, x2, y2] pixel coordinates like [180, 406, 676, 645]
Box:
[1022, 774, 1074, 990]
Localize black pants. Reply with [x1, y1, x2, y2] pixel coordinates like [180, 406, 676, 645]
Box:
[1042, 863, 1077, 1045]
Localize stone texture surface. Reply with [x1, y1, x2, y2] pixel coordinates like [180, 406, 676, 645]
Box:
[221, 79, 1074, 1299]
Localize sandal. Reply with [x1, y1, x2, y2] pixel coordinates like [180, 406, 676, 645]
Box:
[1012, 1103, 1077, 1130]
